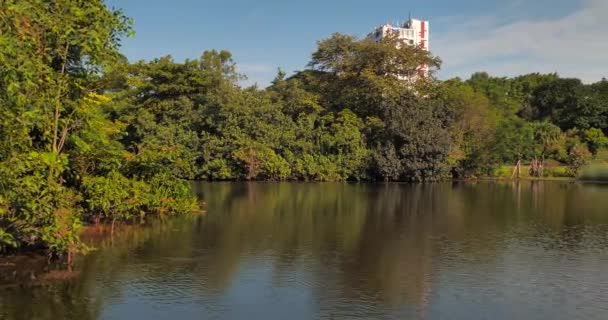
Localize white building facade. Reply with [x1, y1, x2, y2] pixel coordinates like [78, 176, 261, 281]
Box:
[367, 18, 430, 78]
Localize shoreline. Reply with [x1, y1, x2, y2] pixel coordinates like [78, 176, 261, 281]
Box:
[194, 177, 607, 184]
[3, 177, 608, 260]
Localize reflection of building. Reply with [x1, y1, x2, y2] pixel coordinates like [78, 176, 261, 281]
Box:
[367, 17, 430, 79]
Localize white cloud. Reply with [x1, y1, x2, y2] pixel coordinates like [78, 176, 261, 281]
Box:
[237, 63, 277, 87]
[434, 0, 608, 82]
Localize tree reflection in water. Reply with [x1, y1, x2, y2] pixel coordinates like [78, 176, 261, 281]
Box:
[2, 181, 608, 320]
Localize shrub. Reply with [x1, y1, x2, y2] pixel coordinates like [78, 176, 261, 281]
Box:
[543, 166, 575, 178]
[579, 164, 608, 181]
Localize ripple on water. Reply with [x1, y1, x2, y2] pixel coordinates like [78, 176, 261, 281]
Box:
[3, 182, 608, 320]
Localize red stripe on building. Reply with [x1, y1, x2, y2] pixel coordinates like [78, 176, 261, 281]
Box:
[420, 21, 426, 39]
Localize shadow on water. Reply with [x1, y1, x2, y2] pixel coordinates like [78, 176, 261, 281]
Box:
[2, 181, 608, 319]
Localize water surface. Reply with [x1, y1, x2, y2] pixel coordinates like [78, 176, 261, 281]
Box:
[2, 181, 608, 319]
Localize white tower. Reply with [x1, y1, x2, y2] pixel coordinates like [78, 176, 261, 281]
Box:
[367, 17, 430, 78]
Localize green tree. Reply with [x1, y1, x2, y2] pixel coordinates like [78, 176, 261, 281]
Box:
[528, 78, 607, 131]
[437, 79, 497, 176]
[371, 95, 452, 181]
[305, 33, 441, 118]
[0, 0, 131, 253]
[581, 128, 608, 155]
[530, 121, 562, 158]
[490, 118, 536, 164]
[0, 1, 197, 255]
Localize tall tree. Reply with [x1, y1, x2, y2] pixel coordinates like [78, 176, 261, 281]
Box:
[305, 33, 441, 118]
[0, 0, 132, 252]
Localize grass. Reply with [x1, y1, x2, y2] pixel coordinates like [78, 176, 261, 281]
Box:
[489, 164, 576, 179]
[579, 163, 608, 182]
[488, 151, 608, 182]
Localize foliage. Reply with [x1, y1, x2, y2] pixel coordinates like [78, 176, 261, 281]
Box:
[2, 1, 607, 255]
[543, 166, 575, 178]
[378, 95, 452, 181]
[567, 142, 592, 171]
[0, 1, 197, 255]
[437, 79, 497, 177]
[524, 78, 608, 131]
[304, 33, 441, 118]
[82, 171, 147, 223]
[581, 128, 608, 155]
[579, 163, 608, 181]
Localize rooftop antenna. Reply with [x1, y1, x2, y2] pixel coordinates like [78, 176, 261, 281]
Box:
[404, 12, 412, 27]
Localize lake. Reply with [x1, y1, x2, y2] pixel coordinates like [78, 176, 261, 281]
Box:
[2, 181, 608, 319]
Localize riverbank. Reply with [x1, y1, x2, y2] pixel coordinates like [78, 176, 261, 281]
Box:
[4, 168, 608, 258]
[0, 215, 200, 262]
[484, 162, 608, 182]
[0, 216, 200, 289]
[477, 176, 575, 182]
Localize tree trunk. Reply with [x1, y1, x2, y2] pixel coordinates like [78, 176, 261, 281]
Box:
[111, 217, 116, 239]
[512, 159, 522, 179]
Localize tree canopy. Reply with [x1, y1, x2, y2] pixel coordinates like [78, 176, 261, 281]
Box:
[1, 1, 607, 255]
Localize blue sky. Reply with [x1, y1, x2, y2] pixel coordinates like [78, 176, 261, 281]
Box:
[106, 0, 607, 86]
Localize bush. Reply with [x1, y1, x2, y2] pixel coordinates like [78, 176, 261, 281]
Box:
[0, 153, 83, 254]
[579, 164, 608, 181]
[596, 149, 608, 161]
[82, 171, 149, 223]
[543, 166, 575, 178]
[491, 165, 514, 178]
[581, 128, 608, 155]
[145, 173, 200, 216]
[0, 227, 17, 253]
[567, 143, 592, 173]
[83, 171, 199, 224]
[489, 164, 575, 178]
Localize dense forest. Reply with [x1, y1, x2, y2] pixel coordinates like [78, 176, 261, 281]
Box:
[1, 1, 608, 255]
